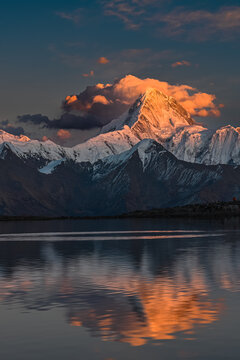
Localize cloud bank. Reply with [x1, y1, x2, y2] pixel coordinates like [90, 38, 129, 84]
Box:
[18, 112, 101, 130]
[17, 75, 222, 131]
[0, 120, 25, 136]
[63, 74, 221, 119]
[159, 6, 240, 40]
[103, 2, 240, 40]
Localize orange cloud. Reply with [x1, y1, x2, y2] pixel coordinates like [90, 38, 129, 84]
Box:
[82, 70, 94, 78]
[42, 136, 48, 142]
[111, 75, 221, 117]
[92, 95, 110, 105]
[63, 75, 222, 123]
[65, 95, 78, 105]
[172, 60, 191, 68]
[57, 129, 71, 140]
[68, 271, 223, 346]
[98, 57, 110, 64]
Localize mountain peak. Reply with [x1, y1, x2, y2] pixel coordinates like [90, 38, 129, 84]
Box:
[142, 87, 164, 97]
[101, 87, 195, 138]
[0, 129, 30, 143]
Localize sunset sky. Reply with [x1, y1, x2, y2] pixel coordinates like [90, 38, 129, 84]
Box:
[0, 0, 239, 144]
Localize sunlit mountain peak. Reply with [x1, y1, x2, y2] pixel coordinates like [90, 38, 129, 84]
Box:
[0, 129, 30, 143]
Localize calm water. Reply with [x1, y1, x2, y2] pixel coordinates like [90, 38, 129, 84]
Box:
[0, 218, 240, 360]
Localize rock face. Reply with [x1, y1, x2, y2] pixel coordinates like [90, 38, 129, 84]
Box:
[0, 87, 240, 216]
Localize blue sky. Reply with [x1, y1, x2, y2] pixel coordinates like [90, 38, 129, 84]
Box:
[0, 0, 239, 143]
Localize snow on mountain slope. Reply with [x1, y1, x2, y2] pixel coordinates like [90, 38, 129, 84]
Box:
[72, 88, 198, 163]
[0, 137, 237, 217]
[98, 138, 221, 183]
[0, 129, 73, 162]
[98, 139, 168, 173]
[0, 88, 195, 165]
[80, 89, 240, 165]
[87, 138, 228, 214]
[39, 159, 65, 174]
[101, 88, 195, 141]
[0, 88, 240, 166]
[166, 125, 240, 165]
[72, 125, 139, 163]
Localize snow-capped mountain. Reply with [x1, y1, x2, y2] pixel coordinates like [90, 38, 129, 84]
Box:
[1, 88, 240, 166]
[0, 130, 70, 163]
[1, 138, 240, 216]
[72, 88, 196, 163]
[166, 125, 240, 165]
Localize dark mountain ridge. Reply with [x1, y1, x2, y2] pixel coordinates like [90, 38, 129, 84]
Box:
[1, 139, 240, 217]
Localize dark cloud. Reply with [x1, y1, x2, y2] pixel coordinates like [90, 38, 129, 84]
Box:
[16, 75, 221, 133]
[17, 114, 50, 125]
[62, 82, 129, 125]
[50, 113, 101, 130]
[3, 126, 25, 136]
[1, 120, 9, 126]
[18, 113, 101, 130]
[0, 120, 25, 136]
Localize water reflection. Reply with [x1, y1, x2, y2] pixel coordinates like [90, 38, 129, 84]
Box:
[0, 229, 239, 346]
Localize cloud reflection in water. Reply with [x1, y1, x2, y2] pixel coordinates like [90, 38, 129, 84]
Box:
[0, 230, 239, 346]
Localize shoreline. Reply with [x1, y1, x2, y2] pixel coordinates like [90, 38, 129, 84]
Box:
[0, 201, 240, 221]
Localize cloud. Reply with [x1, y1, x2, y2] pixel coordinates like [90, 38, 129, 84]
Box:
[82, 70, 94, 77]
[50, 113, 101, 129]
[0, 120, 25, 136]
[98, 57, 110, 64]
[55, 9, 82, 24]
[63, 74, 221, 123]
[50, 43, 171, 76]
[18, 112, 101, 130]
[92, 95, 110, 105]
[65, 96, 78, 105]
[17, 114, 50, 125]
[16, 75, 222, 132]
[57, 129, 71, 140]
[56, 4, 240, 43]
[103, 0, 148, 29]
[104, 10, 140, 30]
[2, 126, 25, 136]
[172, 60, 191, 68]
[103, 1, 240, 40]
[158, 6, 240, 40]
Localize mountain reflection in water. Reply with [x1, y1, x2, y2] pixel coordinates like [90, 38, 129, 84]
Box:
[0, 227, 239, 349]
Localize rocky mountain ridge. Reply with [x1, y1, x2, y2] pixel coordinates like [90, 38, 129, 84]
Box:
[0, 87, 239, 216]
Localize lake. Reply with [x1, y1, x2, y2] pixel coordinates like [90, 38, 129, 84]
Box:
[0, 217, 240, 360]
